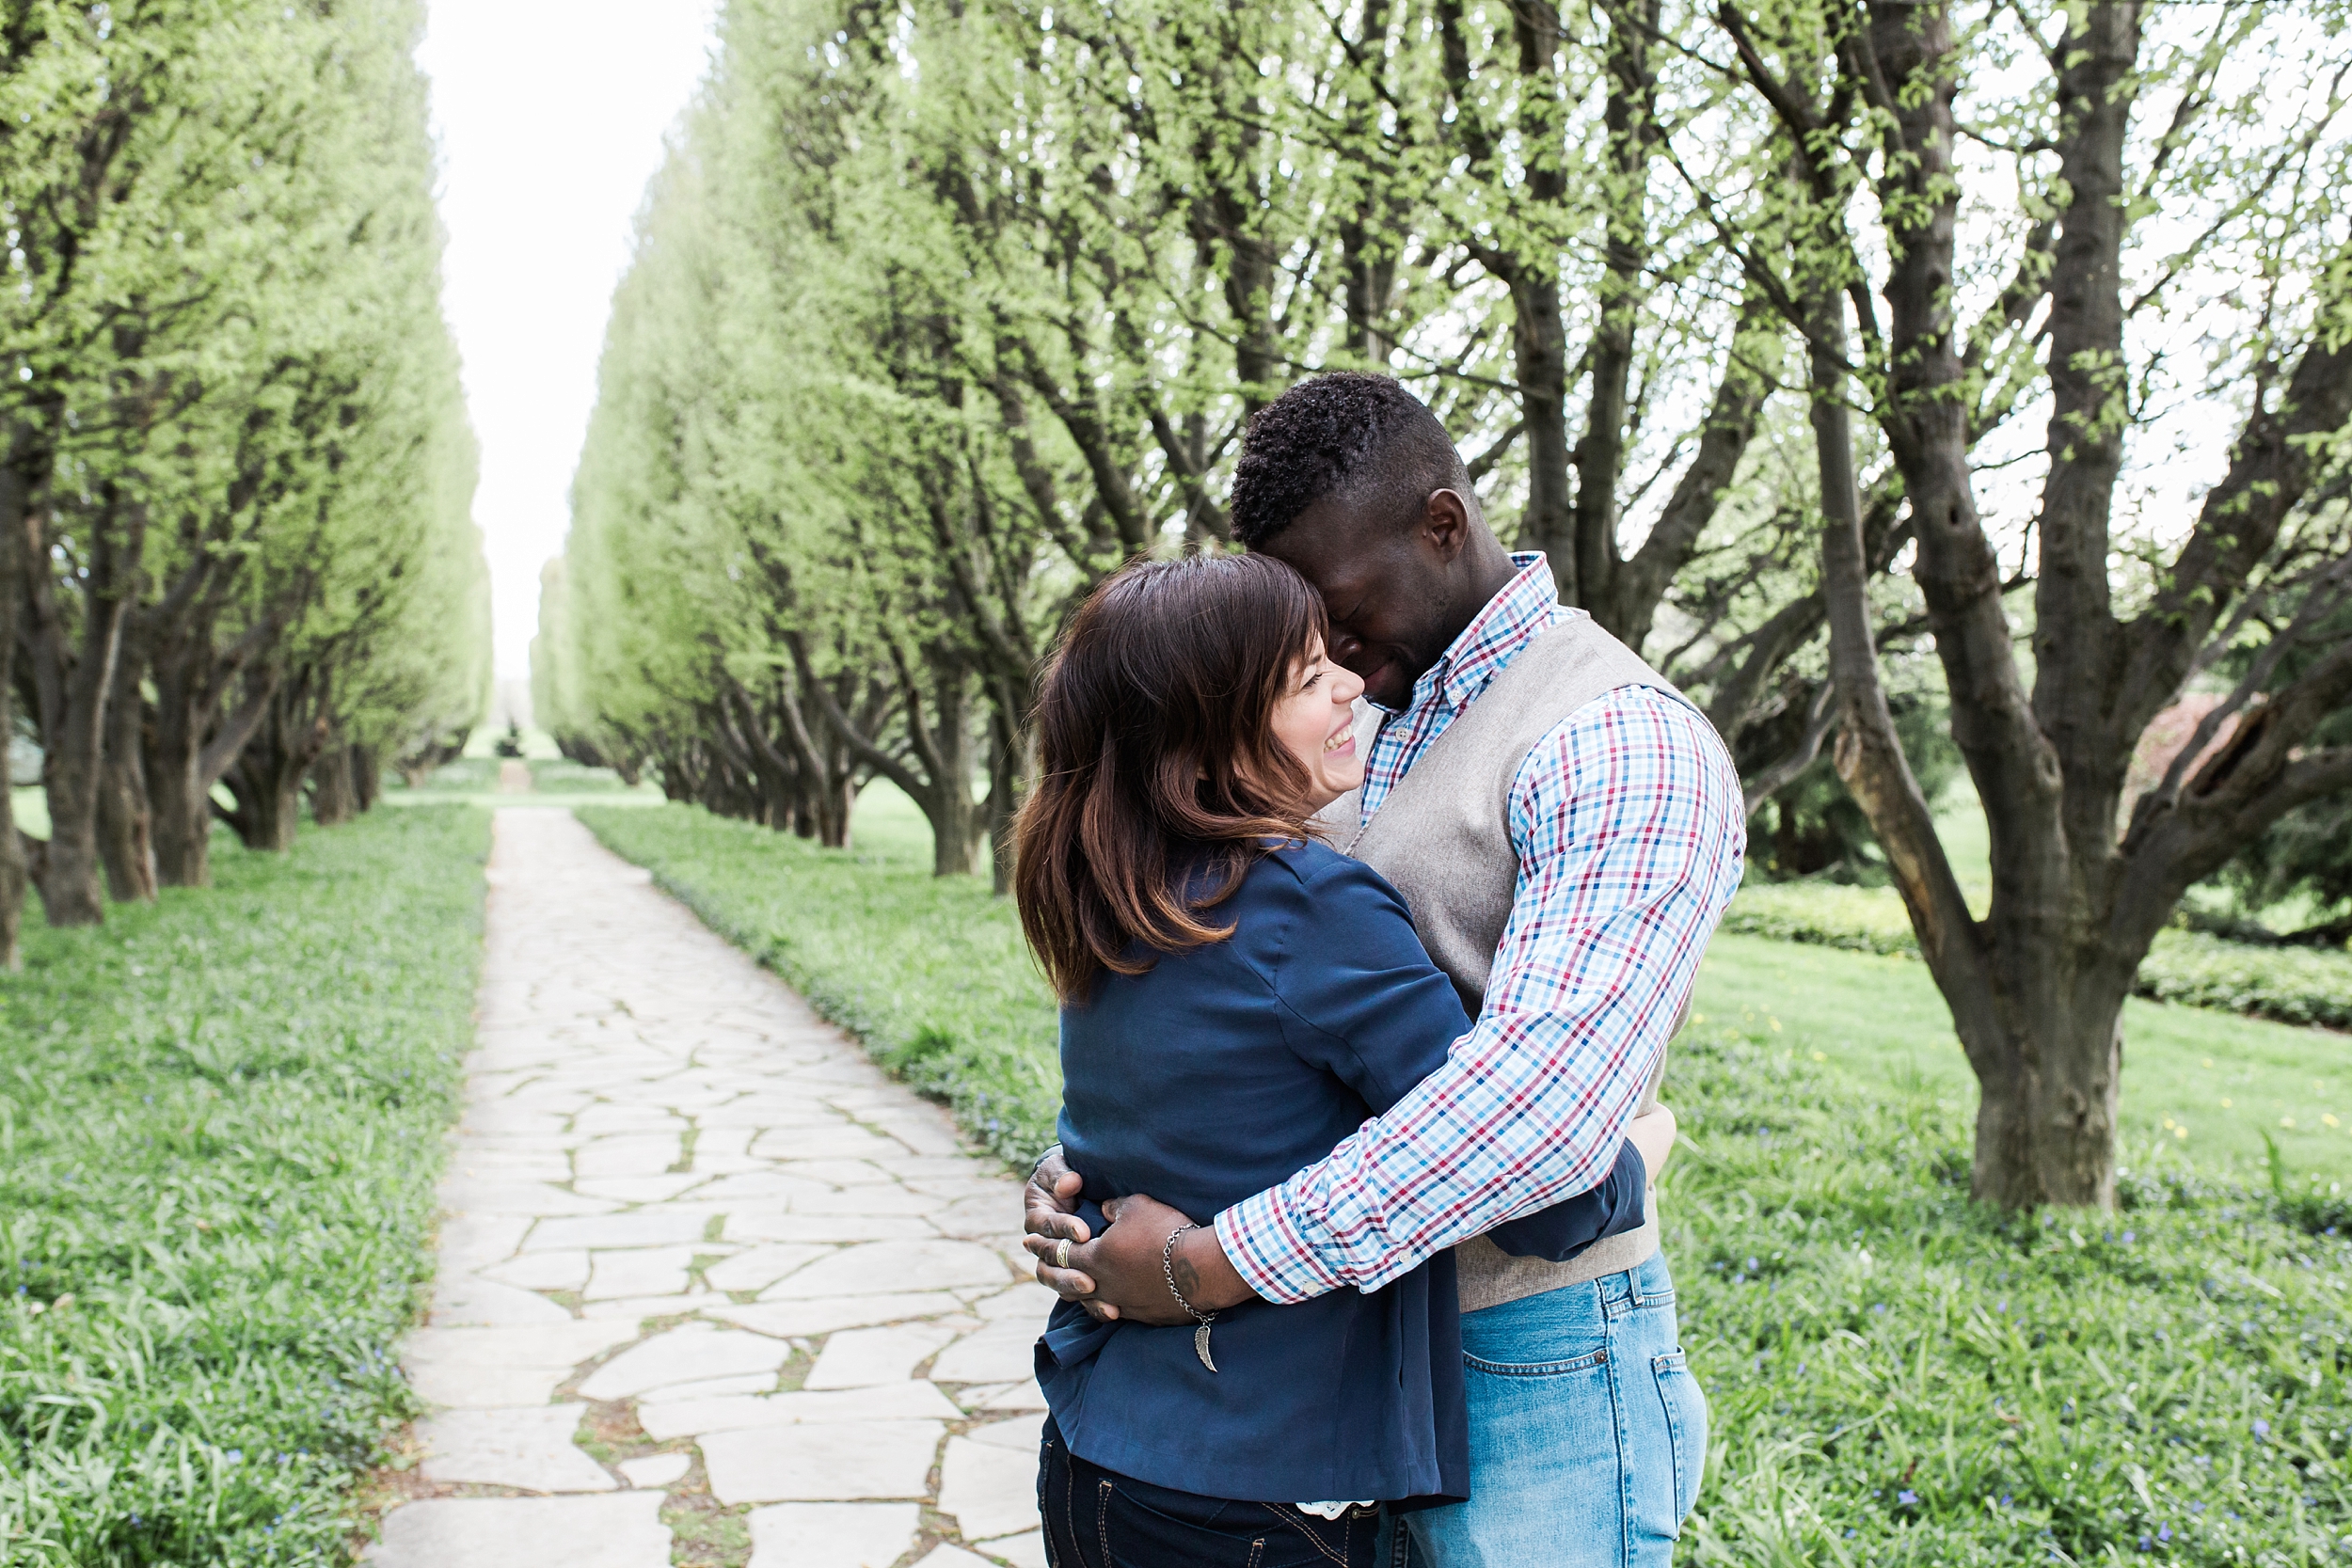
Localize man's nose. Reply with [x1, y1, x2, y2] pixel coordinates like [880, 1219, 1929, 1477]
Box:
[1327, 628, 1365, 666]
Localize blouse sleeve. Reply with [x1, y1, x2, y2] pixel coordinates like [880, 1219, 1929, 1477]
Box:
[1256, 849, 1473, 1115]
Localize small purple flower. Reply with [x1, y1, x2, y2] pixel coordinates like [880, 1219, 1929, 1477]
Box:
[2157, 1525, 2171, 1543]
[2252, 1419, 2270, 1438]
[2189, 1502, 2205, 1513]
[2122, 1230, 2136, 1243]
[1898, 1490, 1918, 1506]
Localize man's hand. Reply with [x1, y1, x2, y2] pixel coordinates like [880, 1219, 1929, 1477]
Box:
[1021, 1192, 1259, 1324]
[1025, 1149, 1103, 1307]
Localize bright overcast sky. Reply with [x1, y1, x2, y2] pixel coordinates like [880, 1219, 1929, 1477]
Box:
[417, 0, 721, 682]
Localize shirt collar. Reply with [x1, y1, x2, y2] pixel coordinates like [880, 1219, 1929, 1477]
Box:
[1384, 552, 1562, 718]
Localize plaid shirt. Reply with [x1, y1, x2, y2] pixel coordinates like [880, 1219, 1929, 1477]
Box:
[1215, 554, 1747, 1304]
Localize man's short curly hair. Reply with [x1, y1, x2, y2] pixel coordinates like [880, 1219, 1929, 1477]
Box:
[1229, 372, 1470, 549]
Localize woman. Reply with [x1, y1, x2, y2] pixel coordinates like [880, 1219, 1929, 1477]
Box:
[1012, 553, 1673, 1565]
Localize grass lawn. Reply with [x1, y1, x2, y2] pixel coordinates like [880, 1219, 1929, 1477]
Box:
[0, 806, 486, 1566]
[380, 755, 665, 812]
[584, 785, 2350, 1564]
[1696, 936, 2351, 1182]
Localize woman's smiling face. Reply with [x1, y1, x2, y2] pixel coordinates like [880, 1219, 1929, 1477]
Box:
[1268, 637, 1367, 813]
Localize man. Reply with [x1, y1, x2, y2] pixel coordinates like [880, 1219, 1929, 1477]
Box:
[1026, 372, 1745, 1563]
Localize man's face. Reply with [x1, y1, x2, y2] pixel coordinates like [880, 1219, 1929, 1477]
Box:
[1258, 490, 1468, 711]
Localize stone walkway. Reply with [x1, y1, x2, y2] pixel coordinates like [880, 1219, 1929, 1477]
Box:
[369, 809, 1049, 1568]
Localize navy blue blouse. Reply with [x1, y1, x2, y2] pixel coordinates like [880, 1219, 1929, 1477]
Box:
[1037, 839, 1647, 1507]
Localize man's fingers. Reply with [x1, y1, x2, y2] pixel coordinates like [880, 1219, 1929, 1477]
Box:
[1023, 1234, 1103, 1301]
[1022, 1156, 1083, 1216]
[1023, 1210, 1092, 1244]
[1031, 1260, 1099, 1299]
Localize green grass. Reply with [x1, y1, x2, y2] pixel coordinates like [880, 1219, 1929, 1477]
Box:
[577, 785, 1056, 1164]
[525, 759, 659, 796]
[1666, 1017, 2348, 1567]
[582, 785, 2352, 1564]
[1725, 880, 2352, 1033]
[0, 806, 487, 1566]
[386, 756, 504, 795]
[1696, 934, 2350, 1180]
[382, 755, 664, 811]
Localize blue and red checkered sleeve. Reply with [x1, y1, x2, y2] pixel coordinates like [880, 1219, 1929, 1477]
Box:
[1214, 686, 1747, 1303]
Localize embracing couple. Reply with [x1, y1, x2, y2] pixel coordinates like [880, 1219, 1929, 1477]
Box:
[1007, 372, 1746, 1566]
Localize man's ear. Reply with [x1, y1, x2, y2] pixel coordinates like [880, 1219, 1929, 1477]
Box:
[1421, 488, 1474, 563]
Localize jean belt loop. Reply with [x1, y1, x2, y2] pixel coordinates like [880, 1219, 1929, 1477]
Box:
[1629, 1265, 1646, 1308]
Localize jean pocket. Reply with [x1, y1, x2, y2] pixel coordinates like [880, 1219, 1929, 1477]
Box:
[1461, 1344, 1609, 1378]
[1651, 1349, 1708, 1528]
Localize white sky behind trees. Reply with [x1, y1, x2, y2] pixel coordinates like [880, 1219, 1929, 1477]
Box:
[418, 0, 721, 682]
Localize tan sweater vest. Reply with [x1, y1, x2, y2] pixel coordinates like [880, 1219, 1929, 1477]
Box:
[1321, 612, 1689, 1313]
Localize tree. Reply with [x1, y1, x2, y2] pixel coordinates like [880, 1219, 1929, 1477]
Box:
[0, 0, 485, 940]
[1703, 0, 2352, 1205]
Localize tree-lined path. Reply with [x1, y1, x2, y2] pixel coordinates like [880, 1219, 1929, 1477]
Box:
[371, 810, 1050, 1568]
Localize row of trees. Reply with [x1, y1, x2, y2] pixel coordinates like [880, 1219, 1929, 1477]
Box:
[1, 0, 491, 965]
[541, 0, 2352, 1207]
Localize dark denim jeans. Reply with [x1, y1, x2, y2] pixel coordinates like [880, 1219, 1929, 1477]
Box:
[1040, 1417, 1386, 1566]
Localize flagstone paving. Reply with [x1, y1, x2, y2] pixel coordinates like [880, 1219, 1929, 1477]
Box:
[368, 808, 1051, 1568]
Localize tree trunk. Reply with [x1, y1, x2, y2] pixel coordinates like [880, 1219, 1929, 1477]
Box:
[985, 686, 1030, 896]
[0, 424, 35, 967]
[222, 676, 329, 853]
[921, 665, 981, 877]
[352, 745, 381, 812]
[24, 495, 143, 927]
[1506, 269, 1575, 598]
[149, 638, 278, 888]
[791, 635, 987, 871]
[230, 769, 304, 852]
[1967, 960, 2130, 1211]
[146, 688, 212, 888]
[1568, 0, 1660, 622]
[95, 631, 158, 902]
[310, 742, 357, 827]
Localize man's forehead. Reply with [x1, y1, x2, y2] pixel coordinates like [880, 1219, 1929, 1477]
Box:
[1263, 505, 1385, 592]
[1268, 540, 1375, 600]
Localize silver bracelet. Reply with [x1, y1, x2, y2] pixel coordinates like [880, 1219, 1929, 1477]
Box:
[1162, 1223, 1219, 1372]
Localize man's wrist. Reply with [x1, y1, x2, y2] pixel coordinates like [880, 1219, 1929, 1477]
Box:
[1028, 1143, 1064, 1180]
[1175, 1222, 1255, 1311]
[1212, 1190, 1339, 1306]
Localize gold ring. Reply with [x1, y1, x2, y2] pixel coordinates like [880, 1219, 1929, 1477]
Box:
[1055, 1238, 1073, 1271]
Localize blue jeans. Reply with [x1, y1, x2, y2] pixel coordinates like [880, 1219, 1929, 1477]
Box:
[1391, 1253, 1706, 1568]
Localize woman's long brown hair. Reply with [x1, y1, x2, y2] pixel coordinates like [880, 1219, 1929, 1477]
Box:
[1013, 552, 1330, 1003]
